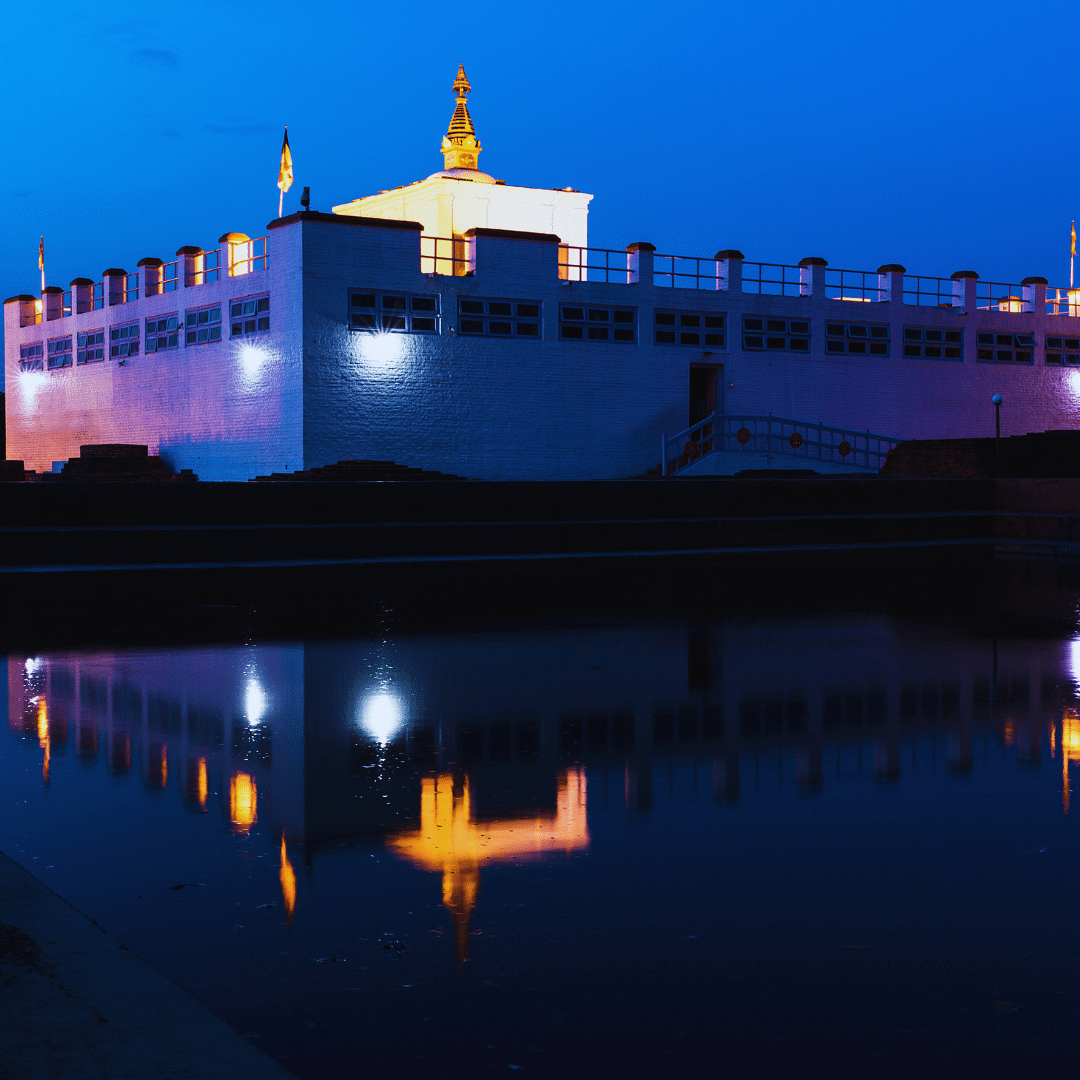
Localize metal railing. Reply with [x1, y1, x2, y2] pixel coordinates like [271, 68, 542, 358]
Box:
[976, 280, 1026, 312]
[123, 274, 138, 303]
[421, 236, 471, 276]
[741, 262, 804, 296]
[20, 301, 42, 327]
[559, 246, 631, 283]
[824, 268, 883, 303]
[77, 282, 105, 314]
[661, 413, 905, 476]
[230, 236, 269, 276]
[191, 250, 220, 286]
[654, 254, 725, 290]
[1046, 287, 1080, 315]
[902, 275, 958, 307]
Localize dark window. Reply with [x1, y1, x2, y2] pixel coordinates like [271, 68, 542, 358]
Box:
[47, 337, 73, 369]
[184, 305, 222, 346]
[742, 315, 810, 352]
[110, 323, 140, 359]
[1046, 334, 1080, 365]
[824, 322, 890, 356]
[145, 315, 179, 352]
[77, 330, 105, 364]
[654, 310, 725, 347]
[19, 343, 43, 371]
[903, 327, 962, 360]
[230, 295, 270, 337]
[456, 298, 542, 339]
[560, 304, 636, 343]
[976, 331, 1032, 364]
[348, 291, 440, 334]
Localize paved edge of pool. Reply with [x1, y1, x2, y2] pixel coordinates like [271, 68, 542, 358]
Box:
[0, 849, 297, 1080]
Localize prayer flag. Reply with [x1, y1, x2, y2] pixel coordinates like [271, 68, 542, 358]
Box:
[277, 128, 293, 194]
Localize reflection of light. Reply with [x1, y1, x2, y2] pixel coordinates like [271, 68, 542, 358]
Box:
[197, 758, 208, 808]
[279, 836, 296, 921]
[1064, 709, 1080, 815]
[230, 771, 257, 833]
[244, 678, 268, 725]
[1003, 719, 1015, 747]
[36, 698, 50, 786]
[238, 343, 266, 377]
[389, 768, 588, 962]
[361, 690, 404, 745]
[24, 657, 42, 675]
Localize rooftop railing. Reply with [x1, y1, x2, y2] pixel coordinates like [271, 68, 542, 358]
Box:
[229, 236, 268, 276]
[190, 250, 220, 286]
[902, 275, 959, 307]
[824, 268, 883, 303]
[421, 236, 471, 276]
[76, 281, 105, 314]
[740, 262, 804, 296]
[976, 279, 1027, 312]
[1046, 287, 1080, 316]
[559, 246, 631, 283]
[654, 254, 724, 290]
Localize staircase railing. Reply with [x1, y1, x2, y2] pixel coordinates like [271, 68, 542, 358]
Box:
[661, 414, 906, 476]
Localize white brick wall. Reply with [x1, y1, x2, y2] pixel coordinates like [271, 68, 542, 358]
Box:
[8, 216, 1080, 481]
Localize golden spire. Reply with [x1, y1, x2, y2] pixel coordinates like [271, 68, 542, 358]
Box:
[440, 64, 482, 171]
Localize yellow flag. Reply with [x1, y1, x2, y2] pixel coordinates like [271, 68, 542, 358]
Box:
[1072, 220, 1076, 257]
[277, 128, 293, 194]
[38, 235, 44, 270]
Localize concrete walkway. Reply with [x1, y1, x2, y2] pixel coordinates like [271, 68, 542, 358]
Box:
[0, 850, 295, 1080]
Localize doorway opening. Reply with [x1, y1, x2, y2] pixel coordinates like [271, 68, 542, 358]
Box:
[689, 364, 722, 427]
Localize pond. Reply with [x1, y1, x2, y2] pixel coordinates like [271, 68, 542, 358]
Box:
[3, 569, 1080, 1079]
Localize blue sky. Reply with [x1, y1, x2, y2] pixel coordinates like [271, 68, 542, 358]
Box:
[4, 0, 1080, 308]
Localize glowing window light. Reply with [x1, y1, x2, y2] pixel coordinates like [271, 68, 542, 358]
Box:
[244, 678, 268, 725]
[230, 771, 257, 833]
[360, 690, 404, 746]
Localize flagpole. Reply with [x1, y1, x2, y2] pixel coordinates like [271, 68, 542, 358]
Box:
[1071, 219, 1075, 289]
[279, 188, 283, 219]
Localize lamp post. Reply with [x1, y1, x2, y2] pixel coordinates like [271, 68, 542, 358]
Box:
[991, 394, 1002, 477]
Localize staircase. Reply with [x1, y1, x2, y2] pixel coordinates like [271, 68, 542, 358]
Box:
[660, 414, 906, 477]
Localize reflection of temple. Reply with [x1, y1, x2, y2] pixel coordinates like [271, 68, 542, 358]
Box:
[388, 769, 588, 961]
[8, 619, 1080, 938]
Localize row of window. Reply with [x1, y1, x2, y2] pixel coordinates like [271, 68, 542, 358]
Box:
[18, 296, 270, 371]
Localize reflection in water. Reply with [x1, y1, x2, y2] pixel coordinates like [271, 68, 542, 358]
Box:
[230, 771, 257, 833]
[360, 689, 404, 747]
[8, 615, 1080, 1077]
[245, 677, 268, 725]
[1063, 708, 1080, 813]
[36, 697, 49, 786]
[389, 769, 589, 961]
[279, 836, 296, 921]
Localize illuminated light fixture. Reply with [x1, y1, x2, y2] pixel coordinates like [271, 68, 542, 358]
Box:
[34, 299, 42, 316]
[360, 689, 405, 746]
[244, 677, 268, 725]
[20, 371, 47, 402]
[238, 343, 266, 377]
[997, 295, 1024, 313]
[1069, 289, 1080, 316]
[360, 331, 405, 370]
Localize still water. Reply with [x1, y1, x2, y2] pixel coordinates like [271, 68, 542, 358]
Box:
[3, 610, 1080, 1078]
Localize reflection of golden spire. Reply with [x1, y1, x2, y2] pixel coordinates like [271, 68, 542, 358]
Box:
[36, 698, 50, 787]
[279, 836, 296, 921]
[230, 771, 257, 834]
[388, 769, 588, 963]
[1063, 709, 1080, 814]
[440, 64, 482, 171]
